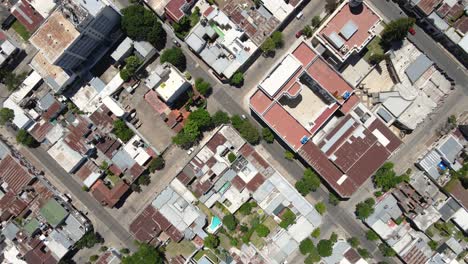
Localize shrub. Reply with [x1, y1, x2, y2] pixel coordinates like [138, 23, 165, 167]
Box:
[120, 248, 130, 254]
[317, 239, 333, 257]
[90, 255, 99, 262]
[366, 230, 379, 241]
[279, 208, 296, 229]
[329, 192, 340, 206]
[262, 127, 274, 143]
[347, 237, 360, 248]
[311, 227, 321, 239]
[284, 151, 295, 160]
[122, 243, 164, 264]
[230, 72, 244, 87]
[0, 108, 14, 125]
[255, 224, 270, 237]
[204, 234, 220, 249]
[227, 152, 236, 163]
[302, 25, 313, 38]
[113, 120, 134, 142]
[315, 202, 327, 215]
[239, 202, 255, 215]
[329, 232, 338, 244]
[379, 243, 396, 257]
[311, 16, 321, 27]
[75, 231, 104, 249]
[82, 186, 89, 192]
[357, 248, 370, 259]
[428, 240, 438, 251]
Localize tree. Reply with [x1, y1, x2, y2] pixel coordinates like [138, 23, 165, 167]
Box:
[113, 120, 134, 142]
[448, 115, 457, 125]
[303, 25, 313, 38]
[315, 202, 327, 215]
[120, 55, 141, 81]
[329, 232, 338, 244]
[325, 0, 338, 13]
[230, 72, 244, 87]
[296, 168, 321, 196]
[122, 243, 164, 264]
[262, 127, 274, 143]
[212, 111, 230, 127]
[305, 247, 321, 264]
[279, 208, 296, 229]
[329, 192, 340, 206]
[120, 248, 130, 255]
[121, 5, 166, 50]
[228, 152, 236, 163]
[381, 18, 415, 43]
[195, 78, 212, 96]
[160, 47, 186, 71]
[347, 237, 360, 248]
[90, 255, 99, 262]
[172, 120, 201, 149]
[0, 70, 27, 91]
[0, 108, 14, 125]
[284, 151, 295, 160]
[295, 180, 311, 196]
[260, 37, 276, 54]
[255, 224, 270, 237]
[148, 156, 165, 172]
[317, 239, 333, 257]
[366, 230, 379, 241]
[428, 240, 438, 251]
[222, 214, 237, 231]
[311, 16, 321, 27]
[239, 201, 256, 215]
[357, 248, 370, 259]
[100, 246, 108, 252]
[75, 231, 104, 249]
[136, 173, 151, 186]
[299, 238, 314, 255]
[204, 234, 220, 249]
[355, 198, 375, 220]
[188, 108, 212, 131]
[271, 31, 283, 48]
[16, 129, 36, 147]
[230, 116, 260, 145]
[374, 162, 407, 191]
[120, 68, 131, 82]
[311, 227, 321, 239]
[379, 243, 396, 257]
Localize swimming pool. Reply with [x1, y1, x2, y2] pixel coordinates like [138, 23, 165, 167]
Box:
[207, 216, 222, 234]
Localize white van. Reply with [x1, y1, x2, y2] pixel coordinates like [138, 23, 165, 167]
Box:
[296, 11, 303, 19]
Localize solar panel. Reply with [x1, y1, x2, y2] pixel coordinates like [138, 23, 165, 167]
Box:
[326, 32, 345, 49]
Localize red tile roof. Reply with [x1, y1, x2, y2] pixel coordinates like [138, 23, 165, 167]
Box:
[454, 15, 468, 34]
[11, 0, 45, 32]
[30, 122, 54, 142]
[145, 90, 169, 114]
[292, 42, 317, 66]
[91, 180, 129, 208]
[231, 176, 246, 191]
[263, 103, 311, 150]
[246, 173, 265, 192]
[250, 89, 273, 115]
[75, 159, 99, 181]
[0, 155, 35, 194]
[41, 101, 63, 121]
[0, 191, 28, 217]
[307, 57, 353, 100]
[417, 0, 443, 16]
[165, 0, 187, 22]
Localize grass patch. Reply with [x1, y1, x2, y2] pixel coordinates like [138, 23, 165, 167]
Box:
[193, 250, 218, 263]
[12, 21, 30, 41]
[106, 174, 121, 187]
[250, 232, 265, 249]
[443, 177, 458, 192]
[262, 216, 277, 231]
[218, 233, 232, 249]
[363, 36, 384, 62]
[165, 240, 196, 259]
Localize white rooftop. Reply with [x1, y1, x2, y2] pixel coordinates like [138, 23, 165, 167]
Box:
[47, 139, 85, 173]
[3, 98, 34, 129]
[28, 0, 56, 18]
[262, 0, 294, 21]
[9, 71, 42, 104]
[102, 96, 124, 117]
[155, 66, 189, 102]
[259, 54, 301, 97]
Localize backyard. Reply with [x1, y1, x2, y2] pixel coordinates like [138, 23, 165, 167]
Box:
[363, 37, 384, 63]
[12, 21, 30, 41]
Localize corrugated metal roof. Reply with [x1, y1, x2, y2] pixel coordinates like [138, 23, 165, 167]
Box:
[405, 54, 433, 84]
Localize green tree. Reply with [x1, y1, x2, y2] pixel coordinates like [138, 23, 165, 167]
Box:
[255, 224, 270, 237]
[302, 25, 313, 38]
[355, 198, 375, 220]
[366, 230, 379, 241]
[284, 151, 295, 160]
[172, 120, 201, 149]
[222, 214, 237, 231]
[0, 108, 14, 125]
[262, 127, 274, 143]
[357, 248, 370, 259]
[381, 18, 415, 43]
[121, 5, 166, 50]
[329, 232, 338, 244]
[228, 152, 236, 163]
[120, 68, 131, 82]
[295, 180, 311, 196]
[311, 227, 321, 239]
[311, 16, 321, 27]
[230, 116, 260, 145]
[279, 208, 296, 229]
[304, 168, 321, 191]
[75, 231, 104, 249]
[239, 201, 256, 215]
[305, 247, 321, 263]
[315, 202, 327, 215]
[188, 108, 212, 131]
[317, 239, 333, 257]
[379, 243, 396, 257]
[374, 162, 407, 191]
[204, 234, 220, 249]
[271, 31, 283, 48]
[212, 111, 230, 127]
[100, 246, 108, 252]
[122, 243, 164, 264]
[136, 173, 151, 186]
[299, 238, 314, 255]
[428, 240, 438, 251]
[16, 129, 36, 147]
[260, 37, 276, 54]
[230, 72, 244, 87]
[160, 47, 186, 71]
[120, 248, 130, 254]
[113, 120, 134, 142]
[329, 192, 340, 206]
[0, 70, 27, 91]
[195, 78, 212, 96]
[90, 255, 99, 262]
[121, 55, 141, 81]
[347, 237, 360, 248]
[148, 156, 165, 172]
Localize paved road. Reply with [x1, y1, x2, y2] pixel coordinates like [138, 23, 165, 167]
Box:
[25, 146, 137, 251]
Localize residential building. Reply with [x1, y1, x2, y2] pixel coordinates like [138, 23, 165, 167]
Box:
[0, 31, 19, 67]
[164, 0, 193, 22]
[10, 0, 56, 32]
[322, 240, 368, 264]
[313, 0, 382, 63]
[250, 40, 402, 198]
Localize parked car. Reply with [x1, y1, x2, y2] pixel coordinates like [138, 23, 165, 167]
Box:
[296, 11, 303, 20]
[187, 147, 195, 155]
[408, 27, 416, 35]
[173, 39, 181, 47]
[296, 30, 303, 38]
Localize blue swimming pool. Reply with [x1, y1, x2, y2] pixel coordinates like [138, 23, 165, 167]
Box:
[207, 216, 222, 233]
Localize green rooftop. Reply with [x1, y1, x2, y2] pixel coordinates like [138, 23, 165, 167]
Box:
[40, 199, 68, 227]
[23, 218, 40, 236]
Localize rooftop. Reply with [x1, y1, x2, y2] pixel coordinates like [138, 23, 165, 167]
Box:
[39, 198, 69, 227]
[164, 0, 187, 22]
[11, 0, 46, 32]
[315, 1, 381, 62]
[29, 11, 80, 64]
[47, 139, 85, 173]
[0, 155, 35, 194]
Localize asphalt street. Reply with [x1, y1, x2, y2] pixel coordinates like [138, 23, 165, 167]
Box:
[25, 147, 137, 251]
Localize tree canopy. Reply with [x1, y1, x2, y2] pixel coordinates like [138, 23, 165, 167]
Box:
[222, 214, 237, 231]
[121, 5, 166, 50]
[75, 231, 104, 249]
[255, 224, 270, 237]
[148, 156, 165, 172]
[260, 37, 276, 54]
[122, 243, 164, 264]
[302, 25, 313, 38]
[160, 47, 186, 71]
[374, 162, 408, 191]
[317, 239, 333, 257]
[381, 18, 415, 43]
[195, 78, 212, 96]
[0, 70, 27, 92]
[379, 243, 396, 257]
[16, 129, 36, 147]
[315, 202, 327, 215]
[188, 108, 212, 131]
[295, 168, 321, 196]
[231, 115, 260, 145]
[212, 111, 230, 127]
[279, 208, 296, 229]
[204, 234, 220, 249]
[357, 248, 370, 259]
[262, 127, 274, 143]
[311, 227, 321, 238]
[355, 198, 375, 220]
[299, 238, 315, 255]
[120, 55, 142, 81]
[347, 237, 360, 248]
[0, 108, 14, 125]
[366, 230, 379, 241]
[230, 72, 244, 87]
[271, 31, 283, 48]
[113, 120, 134, 142]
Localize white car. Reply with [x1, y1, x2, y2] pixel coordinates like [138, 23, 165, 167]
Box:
[187, 147, 195, 155]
